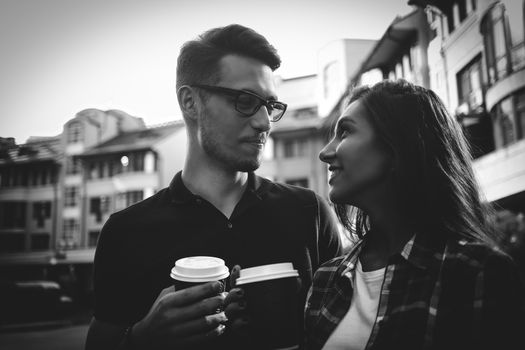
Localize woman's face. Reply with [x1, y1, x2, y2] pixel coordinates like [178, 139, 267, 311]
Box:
[319, 99, 392, 207]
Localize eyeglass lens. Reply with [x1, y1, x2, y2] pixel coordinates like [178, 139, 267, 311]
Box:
[236, 93, 284, 121]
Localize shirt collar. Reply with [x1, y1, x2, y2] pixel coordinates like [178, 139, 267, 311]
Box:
[168, 170, 265, 205]
[339, 231, 448, 278]
[400, 232, 448, 270]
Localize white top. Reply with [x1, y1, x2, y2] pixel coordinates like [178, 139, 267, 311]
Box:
[322, 260, 385, 350]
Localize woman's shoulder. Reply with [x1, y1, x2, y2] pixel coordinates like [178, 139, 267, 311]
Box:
[445, 237, 517, 273]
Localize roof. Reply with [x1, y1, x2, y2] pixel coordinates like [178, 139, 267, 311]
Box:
[0, 136, 62, 165]
[322, 9, 427, 128]
[358, 9, 421, 73]
[80, 120, 185, 157]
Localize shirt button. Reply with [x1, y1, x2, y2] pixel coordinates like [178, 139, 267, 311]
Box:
[227, 222, 233, 229]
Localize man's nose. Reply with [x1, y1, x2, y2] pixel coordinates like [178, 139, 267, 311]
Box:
[251, 105, 271, 132]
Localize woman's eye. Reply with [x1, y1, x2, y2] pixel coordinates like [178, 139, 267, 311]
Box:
[339, 129, 350, 138]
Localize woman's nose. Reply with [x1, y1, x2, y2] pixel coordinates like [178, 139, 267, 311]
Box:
[319, 140, 335, 163]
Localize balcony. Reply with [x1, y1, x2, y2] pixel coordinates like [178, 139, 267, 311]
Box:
[486, 69, 525, 111]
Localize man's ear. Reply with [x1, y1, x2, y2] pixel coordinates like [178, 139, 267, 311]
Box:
[177, 85, 198, 121]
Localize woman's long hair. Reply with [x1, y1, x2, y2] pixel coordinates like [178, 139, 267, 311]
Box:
[334, 80, 499, 247]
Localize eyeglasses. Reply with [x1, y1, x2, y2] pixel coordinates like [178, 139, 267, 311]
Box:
[190, 84, 287, 122]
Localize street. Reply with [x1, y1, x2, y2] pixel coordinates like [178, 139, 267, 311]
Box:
[0, 324, 88, 350]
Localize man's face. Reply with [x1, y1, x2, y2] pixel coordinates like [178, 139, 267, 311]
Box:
[197, 54, 277, 172]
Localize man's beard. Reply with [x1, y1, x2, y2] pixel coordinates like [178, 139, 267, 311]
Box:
[200, 117, 261, 172]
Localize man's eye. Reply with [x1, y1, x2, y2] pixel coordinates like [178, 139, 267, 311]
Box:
[236, 94, 259, 110]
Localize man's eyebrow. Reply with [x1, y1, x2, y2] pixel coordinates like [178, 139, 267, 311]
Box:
[243, 88, 278, 101]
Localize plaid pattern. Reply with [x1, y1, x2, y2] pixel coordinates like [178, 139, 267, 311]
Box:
[305, 233, 525, 350]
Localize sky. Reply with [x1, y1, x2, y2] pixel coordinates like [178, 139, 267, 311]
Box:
[0, 0, 413, 144]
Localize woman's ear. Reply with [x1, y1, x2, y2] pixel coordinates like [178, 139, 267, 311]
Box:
[177, 85, 198, 121]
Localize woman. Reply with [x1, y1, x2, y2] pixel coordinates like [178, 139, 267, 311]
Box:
[305, 80, 524, 350]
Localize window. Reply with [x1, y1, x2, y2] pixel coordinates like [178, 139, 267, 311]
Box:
[116, 191, 143, 210]
[283, 138, 308, 158]
[457, 56, 484, 113]
[33, 201, 51, 228]
[481, 3, 511, 84]
[31, 168, 39, 186]
[88, 231, 100, 247]
[517, 91, 525, 139]
[493, 89, 525, 148]
[0, 201, 26, 229]
[88, 161, 105, 179]
[90, 196, 111, 223]
[67, 122, 83, 143]
[64, 187, 79, 207]
[0, 233, 25, 253]
[495, 97, 517, 147]
[62, 219, 79, 248]
[31, 233, 50, 251]
[66, 157, 81, 174]
[131, 153, 144, 172]
[0, 168, 7, 187]
[458, 0, 467, 22]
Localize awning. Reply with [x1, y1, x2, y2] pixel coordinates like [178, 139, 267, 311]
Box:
[356, 9, 422, 75]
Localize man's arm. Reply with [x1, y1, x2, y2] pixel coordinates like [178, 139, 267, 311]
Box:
[85, 282, 228, 350]
[85, 318, 127, 350]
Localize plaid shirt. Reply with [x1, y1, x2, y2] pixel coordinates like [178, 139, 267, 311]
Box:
[305, 233, 525, 350]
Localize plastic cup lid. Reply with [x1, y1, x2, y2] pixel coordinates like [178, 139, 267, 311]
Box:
[170, 256, 229, 283]
[236, 262, 299, 285]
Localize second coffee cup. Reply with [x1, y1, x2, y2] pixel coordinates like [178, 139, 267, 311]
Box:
[236, 262, 301, 350]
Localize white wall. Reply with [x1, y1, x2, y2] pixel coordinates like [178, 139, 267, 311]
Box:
[154, 127, 188, 188]
[317, 39, 376, 118]
[474, 139, 525, 201]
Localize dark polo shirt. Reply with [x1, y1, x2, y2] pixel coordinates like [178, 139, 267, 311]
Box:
[93, 171, 342, 345]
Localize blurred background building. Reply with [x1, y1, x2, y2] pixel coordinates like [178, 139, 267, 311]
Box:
[1, 0, 524, 310]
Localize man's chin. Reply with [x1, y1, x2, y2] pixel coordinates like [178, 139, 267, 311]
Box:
[235, 157, 261, 172]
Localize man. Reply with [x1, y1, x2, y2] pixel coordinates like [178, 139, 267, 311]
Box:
[85, 24, 342, 350]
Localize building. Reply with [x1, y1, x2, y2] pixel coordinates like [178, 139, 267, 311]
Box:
[259, 74, 331, 197]
[322, 0, 525, 259]
[0, 110, 187, 286]
[259, 39, 377, 202]
[410, 0, 525, 256]
[323, 7, 432, 129]
[0, 136, 62, 255]
[75, 119, 186, 249]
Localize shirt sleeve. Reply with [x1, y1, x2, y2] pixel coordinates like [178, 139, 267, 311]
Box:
[92, 214, 135, 325]
[479, 252, 525, 349]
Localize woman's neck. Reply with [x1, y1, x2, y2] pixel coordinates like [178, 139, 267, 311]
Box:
[359, 205, 412, 272]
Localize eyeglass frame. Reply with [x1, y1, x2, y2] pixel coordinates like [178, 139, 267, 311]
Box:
[188, 84, 287, 122]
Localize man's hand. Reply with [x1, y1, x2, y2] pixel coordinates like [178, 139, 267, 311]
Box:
[224, 265, 249, 332]
[131, 281, 227, 349]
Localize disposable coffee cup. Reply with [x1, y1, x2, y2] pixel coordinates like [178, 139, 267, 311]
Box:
[170, 256, 229, 292]
[236, 262, 301, 350]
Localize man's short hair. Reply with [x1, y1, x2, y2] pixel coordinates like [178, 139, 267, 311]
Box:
[176, 24, 281, 89]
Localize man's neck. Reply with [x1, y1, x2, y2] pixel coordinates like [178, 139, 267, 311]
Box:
[181, 163, 249, 219]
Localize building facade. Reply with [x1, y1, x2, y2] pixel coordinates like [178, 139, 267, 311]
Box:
[411, 0, 525, 256]
[0, 110, 186, 280]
